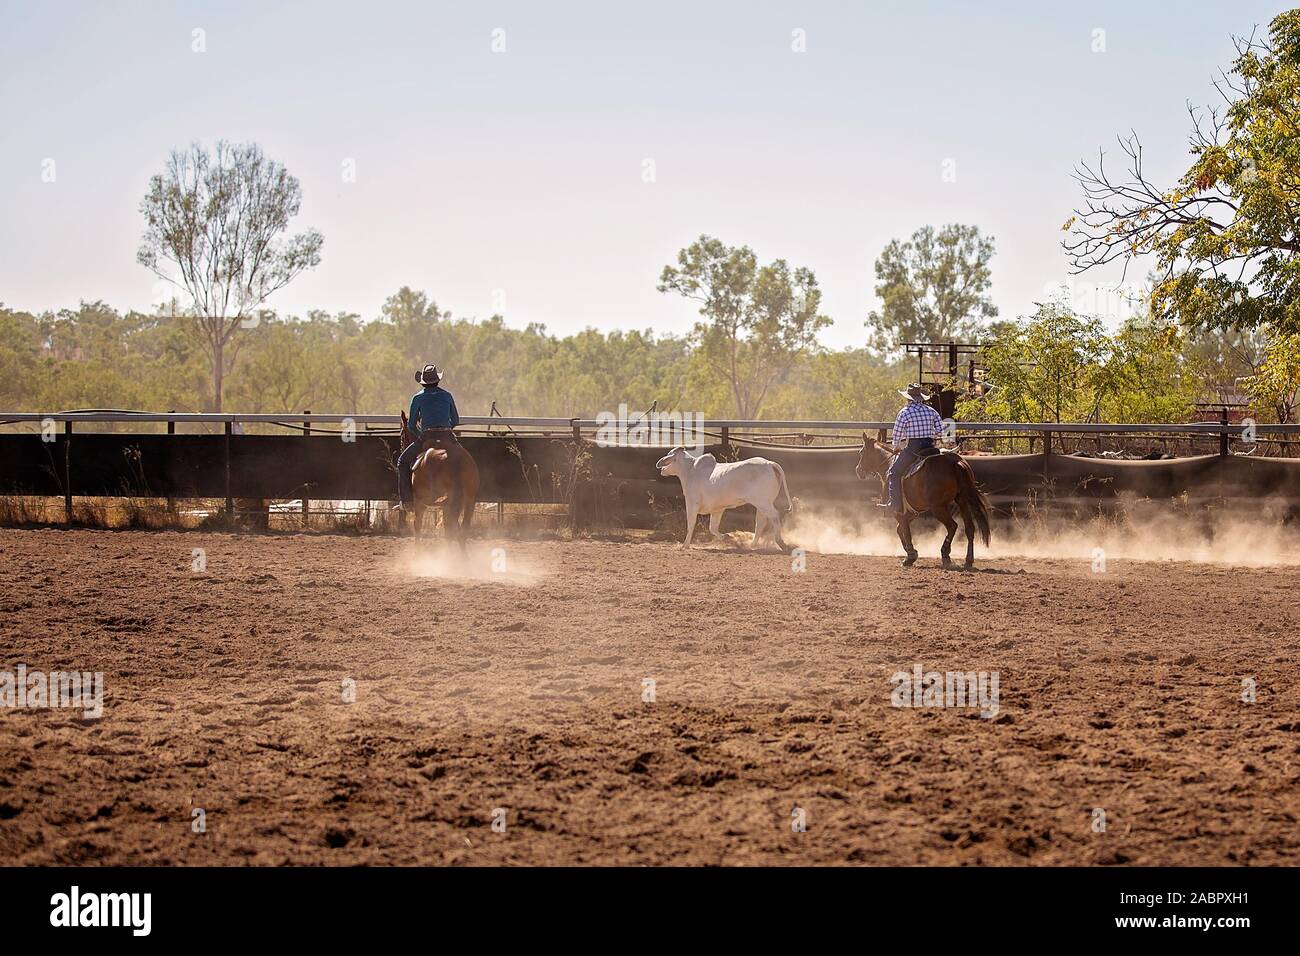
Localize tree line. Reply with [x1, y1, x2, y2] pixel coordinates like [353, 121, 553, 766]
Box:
[5, 11, 1300, 425]
[0, 290, 1277, 423]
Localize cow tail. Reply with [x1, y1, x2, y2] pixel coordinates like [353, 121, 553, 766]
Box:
[956, 459, 991, 547]
[773, 462, 793, 514]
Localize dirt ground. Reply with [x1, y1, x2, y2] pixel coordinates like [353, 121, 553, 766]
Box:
[1, 526, 1299, 866]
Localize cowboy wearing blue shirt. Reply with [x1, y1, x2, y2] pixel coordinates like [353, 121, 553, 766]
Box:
[878, 383, 943, 514]
[395, 364, 460, 509]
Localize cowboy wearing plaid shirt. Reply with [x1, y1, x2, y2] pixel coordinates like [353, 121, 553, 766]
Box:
[878, 383, 944, 513]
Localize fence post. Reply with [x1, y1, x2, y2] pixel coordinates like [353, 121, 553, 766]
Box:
[63, 420, 72, 525]
[1219, 408, 1230, 457]
[224, 420, 234, 524]
[302, 410, 311, 527]
[166, 411, 176, 516]
[720, 426, 730, 457]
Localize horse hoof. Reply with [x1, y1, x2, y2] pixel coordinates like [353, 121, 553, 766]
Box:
[964, 562, 975, 571]
[902, 554, 918, 567]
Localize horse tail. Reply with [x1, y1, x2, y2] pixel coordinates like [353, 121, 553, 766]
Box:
[772, 461, 793, 513]
[955, 458, 991, 547]
[459, 447, 480, 531]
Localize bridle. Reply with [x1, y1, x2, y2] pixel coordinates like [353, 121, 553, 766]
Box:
[855, 441, 892, 482]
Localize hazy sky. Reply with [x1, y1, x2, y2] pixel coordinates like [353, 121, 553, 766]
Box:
[0, 0, 1287, 349]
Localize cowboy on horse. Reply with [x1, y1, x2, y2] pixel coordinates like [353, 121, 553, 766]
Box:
[395, 364, 460, 511]
[856, 383, 991, 567]
[877, 383, 944, 514]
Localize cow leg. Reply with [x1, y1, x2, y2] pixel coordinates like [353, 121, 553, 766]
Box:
[708, 511, 725, 542]
[939, 505, 958, 568]
[898, 515, 918, 567]
[959, 500, 976, 569]
[761, 505, 791, 554]
[753, 509, 768, 549]
[682, 498, 699, 549]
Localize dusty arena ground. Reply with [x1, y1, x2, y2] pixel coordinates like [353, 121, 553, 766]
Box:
[2, 525, 1299, 866]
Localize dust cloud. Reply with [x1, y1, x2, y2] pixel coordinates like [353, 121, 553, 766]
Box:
[397, 541, 545, 584]
[787, 499, 1300, 566]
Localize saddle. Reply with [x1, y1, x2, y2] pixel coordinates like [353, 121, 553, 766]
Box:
[897, 448, 961, 512]
[901, 444, 949, 481]
[416, 428, 459, 459]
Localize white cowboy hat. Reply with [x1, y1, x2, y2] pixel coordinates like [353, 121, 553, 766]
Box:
[415, 364, 442, 386]
[897, 382, 929, 400]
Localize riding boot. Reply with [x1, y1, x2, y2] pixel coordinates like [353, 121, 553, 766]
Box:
[396, 440, 421, 507]
[879, 461, 906, 513]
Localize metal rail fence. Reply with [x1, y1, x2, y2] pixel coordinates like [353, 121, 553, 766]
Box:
[2, 412, 1298, 527]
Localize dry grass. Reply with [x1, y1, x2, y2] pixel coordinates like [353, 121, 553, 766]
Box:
[0, 495, 581, 537]
[0, 495, 48, 526]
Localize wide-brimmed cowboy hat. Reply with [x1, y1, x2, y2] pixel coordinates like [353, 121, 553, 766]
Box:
[897, 382, 929, 400]
[415, 364, 442, 386]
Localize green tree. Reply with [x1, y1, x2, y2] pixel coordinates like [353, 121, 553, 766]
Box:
[1066, 11, 1300, 336]
[784, 350, 908, 421]
[959, 304, 1110, 423]
[658, 235, 831, 418]
[0, 305, 41, 408]
[379, 286, 452, 364]
[1097, 318, 1202, 422]
[1185, 326, 1269, 385]
[137, 141, 323, 411]
[866, 224, 997, 354]
[1243, 333, 1300, 423]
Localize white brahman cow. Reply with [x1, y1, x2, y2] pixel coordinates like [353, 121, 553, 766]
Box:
[655, 446, 793, 552]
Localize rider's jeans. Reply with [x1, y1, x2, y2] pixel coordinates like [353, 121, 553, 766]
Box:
[886, 438, 935, 509]
[396, 441, 422, 503]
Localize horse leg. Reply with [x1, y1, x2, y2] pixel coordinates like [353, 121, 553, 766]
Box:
[460, 452, 479, 552]
[959, 500, 976, 569]
[412, 504, 423, 536]
[939, 504, 958, 568]
[459, 488, 475, 553]
[442, 493, 460, 551]
[898, 514, 918, 566]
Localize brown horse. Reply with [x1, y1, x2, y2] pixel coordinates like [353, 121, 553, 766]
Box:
[399, 411, 480, 550]
[854, 431, 991, 568]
